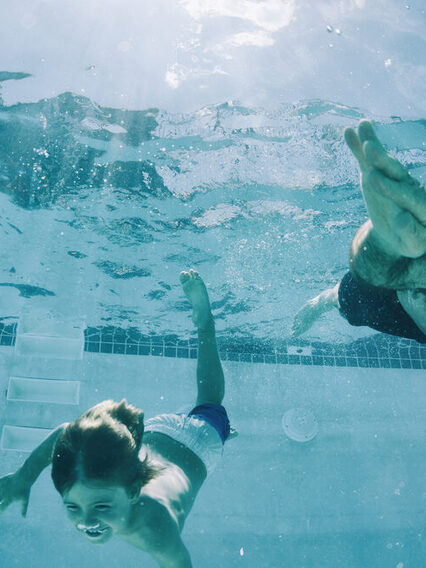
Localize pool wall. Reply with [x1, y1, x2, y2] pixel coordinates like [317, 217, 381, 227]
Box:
[0, 346, 425, 567]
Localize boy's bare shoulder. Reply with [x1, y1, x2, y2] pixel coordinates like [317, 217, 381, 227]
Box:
[123, 495, 183, 552]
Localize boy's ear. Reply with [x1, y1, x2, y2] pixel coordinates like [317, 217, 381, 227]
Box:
[129, 482, 141, 504]
[139, 411, 144, 439]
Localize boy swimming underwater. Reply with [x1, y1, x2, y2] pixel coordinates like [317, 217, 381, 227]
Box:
[0, 270, 230, 568]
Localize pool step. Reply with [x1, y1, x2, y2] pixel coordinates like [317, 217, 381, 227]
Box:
[2, 311, 84, 453]
[15, 311, 85, 359]
[1, 425, 54, 452]
[7, 376, 80, 405]
[2, 371, 81, 452]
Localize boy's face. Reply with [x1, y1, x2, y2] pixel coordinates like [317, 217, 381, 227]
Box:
[62, 479, 138, 544]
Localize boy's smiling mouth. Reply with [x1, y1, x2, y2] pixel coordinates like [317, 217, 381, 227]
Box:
[77, 523, 110, 538]
[86, 527, 107, 537]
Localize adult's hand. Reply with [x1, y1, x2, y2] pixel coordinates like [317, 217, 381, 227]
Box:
[291, 285, 339, 337]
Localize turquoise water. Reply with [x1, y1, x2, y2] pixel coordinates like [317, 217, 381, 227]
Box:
[0, 95, 425, 344]
[1, 2, 426, 567]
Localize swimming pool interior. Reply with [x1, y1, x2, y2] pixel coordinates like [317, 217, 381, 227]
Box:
[1, 1, 425, 567]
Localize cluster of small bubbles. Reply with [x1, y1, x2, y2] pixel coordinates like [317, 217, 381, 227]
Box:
[33, 147, 49, 158]
[386, 541, 405, 550]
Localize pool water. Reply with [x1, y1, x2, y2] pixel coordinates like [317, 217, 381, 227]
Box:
[0, 1, 425, 567]
[0, 97, 424, 345]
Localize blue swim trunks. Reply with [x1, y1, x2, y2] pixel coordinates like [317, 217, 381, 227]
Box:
[338, 271, 426, 344]
[188, 403, 231, 443]
[144, 404, 231, 474]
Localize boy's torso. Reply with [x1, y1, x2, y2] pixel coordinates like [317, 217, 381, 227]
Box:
[122, 432, 206, 550]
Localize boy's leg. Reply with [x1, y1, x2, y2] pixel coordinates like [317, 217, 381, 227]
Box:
[180, 270, 224, 406]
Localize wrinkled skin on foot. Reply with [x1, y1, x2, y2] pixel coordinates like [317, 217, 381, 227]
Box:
[345, 120, 426, 259]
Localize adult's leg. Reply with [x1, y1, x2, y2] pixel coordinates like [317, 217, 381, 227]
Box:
[180, 269, 224, 406]
[350, 220, 426, 289]
[397, 289, 426, 336]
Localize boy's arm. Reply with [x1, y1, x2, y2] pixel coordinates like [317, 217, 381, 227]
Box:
[0, 423, 68, 516]
[17, 423, 68, 485]
[150, 537, 193, 568]
[142, 503, 193, 568]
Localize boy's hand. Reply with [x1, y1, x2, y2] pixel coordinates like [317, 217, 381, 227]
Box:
[0, 471, 31, 517]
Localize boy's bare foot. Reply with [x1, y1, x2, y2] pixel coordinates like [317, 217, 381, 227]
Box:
[180, 269, 212, 329]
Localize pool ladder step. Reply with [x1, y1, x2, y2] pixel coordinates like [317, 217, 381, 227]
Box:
[7, 376, 80, 405]
[14, 311, 85, 359]
[1, 425, 54, 452]
[1, 376, 80, 452]
[2, 309, 84, 452]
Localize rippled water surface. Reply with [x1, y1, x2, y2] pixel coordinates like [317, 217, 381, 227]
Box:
[1, 93, 425, 343]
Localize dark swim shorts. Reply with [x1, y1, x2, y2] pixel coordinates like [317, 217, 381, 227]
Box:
[188, 403, 231, 443]
[338, 271, 426, 344]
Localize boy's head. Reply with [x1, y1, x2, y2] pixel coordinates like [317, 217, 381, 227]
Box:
[51, 399, 159, 542]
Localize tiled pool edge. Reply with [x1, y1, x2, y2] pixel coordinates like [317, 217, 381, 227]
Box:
[1, 322, 425, 369]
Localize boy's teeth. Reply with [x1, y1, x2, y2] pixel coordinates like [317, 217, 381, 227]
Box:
[87, 528, 104, 535]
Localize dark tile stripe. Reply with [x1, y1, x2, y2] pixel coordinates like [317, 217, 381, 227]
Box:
[1, 322, 425, 369]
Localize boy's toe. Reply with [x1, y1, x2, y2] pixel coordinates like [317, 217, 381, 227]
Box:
[180, 271, 191, 284]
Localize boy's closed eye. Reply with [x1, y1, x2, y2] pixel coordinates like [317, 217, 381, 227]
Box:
[65, 503, 111, 509]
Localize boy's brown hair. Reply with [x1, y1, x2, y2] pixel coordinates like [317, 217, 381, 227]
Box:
[51, 399, 160, 495]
